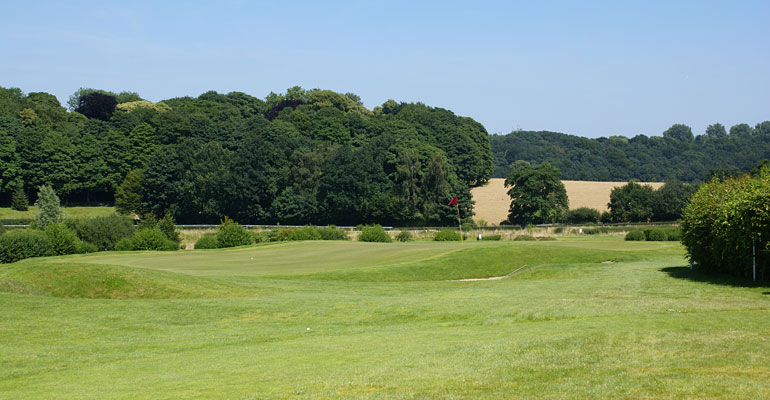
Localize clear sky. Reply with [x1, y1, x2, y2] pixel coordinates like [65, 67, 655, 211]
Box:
[1, 0, 768, 138]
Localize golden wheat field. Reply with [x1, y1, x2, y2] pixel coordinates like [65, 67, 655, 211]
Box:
[471, 178, 665, 225]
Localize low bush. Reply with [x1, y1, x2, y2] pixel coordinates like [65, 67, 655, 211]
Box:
[553, 227, 564, 234]
[115, 228, 179, 251]
[268, 228, 294, 242]
[0, 230, 53, 263]
[513, 234, 536, 241]
[65, 215, 135, 251]
[194, 234, 218, 249]
[434, 229, 461, 241]
[625, 230, 646, 241]
[567, 207, 601, 224]
[0, 222, 5, 235]
[395, 230, 413, 242]
[76, 241, 98, 254]
[646, 228, 668, 241]
[318, 226, 348, 240]
[289, 226, 323, 241]
[665, 228, 682, 241]
[359, 225, 391, 243]
[43, 223, 80, 256]
[537, 236, 557, 241]
[216, 218, 253, 248]
[480, 234, 501, 241]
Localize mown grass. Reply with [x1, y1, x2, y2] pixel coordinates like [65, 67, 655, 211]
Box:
[1, 237, 769, 399]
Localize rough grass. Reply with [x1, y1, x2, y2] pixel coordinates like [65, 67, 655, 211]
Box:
[1, 238, 769, 399]
[0, 206, 117, 223]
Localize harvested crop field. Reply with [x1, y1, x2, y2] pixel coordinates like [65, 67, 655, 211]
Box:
[472, 178, 665, 225]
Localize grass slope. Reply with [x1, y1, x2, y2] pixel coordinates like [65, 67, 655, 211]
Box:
[1, 238, 769, 399]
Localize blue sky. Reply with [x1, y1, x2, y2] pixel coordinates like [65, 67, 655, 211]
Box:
[1, 0, 768, 138]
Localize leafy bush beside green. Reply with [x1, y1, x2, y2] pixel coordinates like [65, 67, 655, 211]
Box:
[359, 225, 391, 243]
[645, 228, 668, 241]
[43, 224, 81, 256]
[318, 226, 348, 240]
[395, 230, 414, 242]
[625, 230, 646, 241]
[194, 234, 218, 249]
[65, 215, 135, 251]
[289, 226, 323, 241]
[215, 218, 253, 248]
[434, 229, 461, 241]
[0, 230, 53, 263]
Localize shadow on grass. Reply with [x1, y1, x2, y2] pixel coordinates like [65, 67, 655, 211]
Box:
[661, 266, 770, 289]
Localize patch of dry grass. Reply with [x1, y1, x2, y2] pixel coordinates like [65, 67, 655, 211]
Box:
[472, 179, 665, 225]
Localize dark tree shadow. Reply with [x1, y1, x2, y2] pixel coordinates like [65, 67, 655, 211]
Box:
[661, 266, 770, 289]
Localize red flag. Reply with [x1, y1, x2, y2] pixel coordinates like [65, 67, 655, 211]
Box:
[447, 196, 458, 206]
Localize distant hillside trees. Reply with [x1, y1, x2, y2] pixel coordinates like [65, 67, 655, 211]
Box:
[490, 122, 770, 182]
[0, 86, 493, 226]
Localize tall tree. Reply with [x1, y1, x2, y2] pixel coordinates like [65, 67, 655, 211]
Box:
[504, 162, 568, 225]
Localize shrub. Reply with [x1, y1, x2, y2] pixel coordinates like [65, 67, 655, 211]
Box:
[625, 230, 645, 241]
[268, 228, 294, 242]
[0, 230, 53, 263]
[513, 234, 536, 241]
[318, 226, 348, 240]
[359, 225, 392, 243]
[289, 226, 323, 241]
[480, 234, 501, 241]
[646, 228, 668, 241]
[434, 229, 461, 241]
[43, 223, 80, 255]
[665, 228, 682, 241]
[194, 233, 218, 249]
[681, 166, 770, 279]
[600, 211, 612, 223]
[216, 218, 253, 248]
[76, 241, 98, 254]
[34, 185, 64, 229]
[0, 222, 5, 235]
[251, 230, 268, 243]
[157, 213, 180, 243]
[115, 227, 178, 251]
[553, 227, 564, 234]
[65, 215, 135, 251]
[567, 207, 601, 224]
[395, 230, 414, 242]
[10, 186, 28, 211]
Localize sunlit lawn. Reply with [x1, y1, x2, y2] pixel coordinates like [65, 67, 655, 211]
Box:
[1, 237, 769, 399]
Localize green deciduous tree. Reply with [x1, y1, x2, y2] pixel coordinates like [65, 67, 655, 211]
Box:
[504, 162, 568, 225]
[608, 182, 654, 222]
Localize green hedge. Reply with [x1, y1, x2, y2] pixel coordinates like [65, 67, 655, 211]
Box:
[681, 167, 770, 280]
[115, 228, 179, 251]
[434, 229, 461, 241]
[480, 234, 502, 241]
[194, 234, 218, 249]
[0, 230, 53, 263]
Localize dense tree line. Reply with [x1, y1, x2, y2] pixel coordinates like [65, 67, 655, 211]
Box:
[490, 122, 770, 182]
[0, 86, 493, 225]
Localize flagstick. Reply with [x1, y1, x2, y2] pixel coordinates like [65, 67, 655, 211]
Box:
[456, 202, 463, 242]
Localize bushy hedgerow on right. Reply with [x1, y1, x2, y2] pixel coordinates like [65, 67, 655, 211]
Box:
[681, 166, 770, 280]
